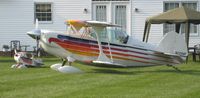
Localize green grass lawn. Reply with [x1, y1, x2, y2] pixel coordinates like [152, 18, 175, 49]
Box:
[0, 56, 200, 98]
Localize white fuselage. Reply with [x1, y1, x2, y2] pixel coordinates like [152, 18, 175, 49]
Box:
[39, 30, 184, 67]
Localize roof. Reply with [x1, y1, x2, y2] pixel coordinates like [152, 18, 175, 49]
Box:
[146, 6, 200, 24]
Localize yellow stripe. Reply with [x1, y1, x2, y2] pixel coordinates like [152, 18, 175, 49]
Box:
[67, 49, 98, 56]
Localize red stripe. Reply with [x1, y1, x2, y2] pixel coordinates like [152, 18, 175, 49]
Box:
[21, 58, 32, 65]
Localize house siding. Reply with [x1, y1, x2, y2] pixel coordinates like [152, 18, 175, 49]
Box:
[132, 0, 163, 45]
[0, 0, 91, 51]
[1, 0, 200, 51]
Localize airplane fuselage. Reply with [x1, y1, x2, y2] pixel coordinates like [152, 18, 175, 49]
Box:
[39, 30, 184, 67]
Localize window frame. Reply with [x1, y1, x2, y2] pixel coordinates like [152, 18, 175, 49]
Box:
[34, 2, 53, 24]
[163, 1, 199, 36]
[92, 3, 109, 22]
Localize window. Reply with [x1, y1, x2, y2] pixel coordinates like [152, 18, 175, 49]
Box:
[35, 3, 52, 23]
[95, 5, 107, 22]
[115, 5, 127, 31]
[181, 3, 197, 34]
[163, 3, 179, 34]
[163, 2, 198, 35]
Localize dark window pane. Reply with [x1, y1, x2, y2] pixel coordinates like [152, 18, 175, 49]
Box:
[38, 17, 41, 21]
[47, 16, 51, 21]
[35, 3, 52, 21]
[41, 13, 45, 16]
[47, 13, 51, 17]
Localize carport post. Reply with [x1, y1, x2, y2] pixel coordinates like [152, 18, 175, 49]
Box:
[185, 22, 190, 63]
[143, 22, 148, 42]
[175, 23, 181, 34]
[185, 22, 190, 50]
[145, 23, 151, 42]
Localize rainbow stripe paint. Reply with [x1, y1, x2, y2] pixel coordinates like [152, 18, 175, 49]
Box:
[48, 35, 183, 67]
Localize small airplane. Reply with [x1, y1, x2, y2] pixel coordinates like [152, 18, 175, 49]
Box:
[11, 50, 43, 68]
[27, 19, 188, 72]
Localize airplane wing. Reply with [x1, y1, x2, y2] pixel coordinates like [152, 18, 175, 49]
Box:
[65, 20, 88, 31]
[92, 60, 124, 67]
[65, 20, 121, 31]
[86, 21, 121, 27]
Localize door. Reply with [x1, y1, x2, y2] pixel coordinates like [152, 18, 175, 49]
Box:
[92, 1, 130, 34]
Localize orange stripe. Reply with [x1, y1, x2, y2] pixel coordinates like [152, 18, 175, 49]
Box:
[56, 42, 99, 53]
[67, 48, 99, 56]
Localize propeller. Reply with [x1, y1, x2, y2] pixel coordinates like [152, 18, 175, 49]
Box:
[35, 19, 41, 57]
[36, 36, 41, 57]
[27, 19, 42, 57]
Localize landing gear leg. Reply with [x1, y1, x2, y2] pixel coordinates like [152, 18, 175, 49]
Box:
[68, 62, 72, 66]
[61, 59, 67, 66]
[167, 65, 181, 72]
[67, 56, 75, 66]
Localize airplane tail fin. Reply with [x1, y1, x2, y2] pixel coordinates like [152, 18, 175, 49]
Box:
[157, 31, 188, 60]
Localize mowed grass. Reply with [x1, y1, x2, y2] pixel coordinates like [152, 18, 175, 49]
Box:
[0, 56, 200, 98]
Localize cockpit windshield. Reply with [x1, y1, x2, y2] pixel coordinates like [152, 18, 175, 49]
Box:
[97, 27, 129, 44]
[66, 22, 128, 44]
[107, 28, 129, 44]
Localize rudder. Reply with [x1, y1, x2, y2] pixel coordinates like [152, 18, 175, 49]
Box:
[157, 31, 188, 60]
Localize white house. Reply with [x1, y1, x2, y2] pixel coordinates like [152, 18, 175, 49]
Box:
[0, 0, 91, 51]
[1, 0, 200, 51]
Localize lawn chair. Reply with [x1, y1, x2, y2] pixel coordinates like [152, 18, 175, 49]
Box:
[10, 40, 21, 56]
[189, 44, 200, 62]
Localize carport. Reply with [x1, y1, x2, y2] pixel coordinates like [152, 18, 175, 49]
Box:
[143, 6, 200, 50]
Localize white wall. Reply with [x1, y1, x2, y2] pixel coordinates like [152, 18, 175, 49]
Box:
[0, 0, 34, 51]
[0, 0, 91, 51]
[132, 0, 200, 46]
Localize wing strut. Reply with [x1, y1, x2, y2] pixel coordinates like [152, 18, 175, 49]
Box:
[92, 26, 113, 64]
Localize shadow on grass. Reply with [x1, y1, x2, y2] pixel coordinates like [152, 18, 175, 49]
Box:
[152, 69, 200, 76]
[43, 59, 60, 62]
[91, 68, 200, 76]
[91, 69, 135, 75]
[27, 66, 49, 69]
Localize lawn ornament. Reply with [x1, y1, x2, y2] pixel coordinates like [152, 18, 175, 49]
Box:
[11, 50, 43, 68]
